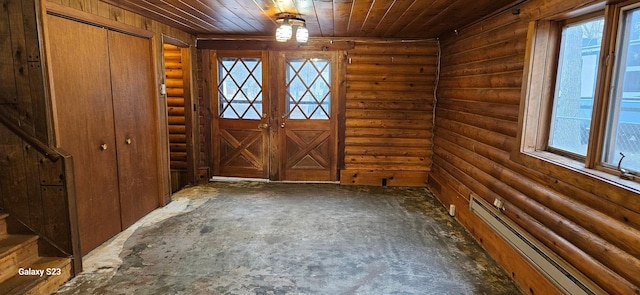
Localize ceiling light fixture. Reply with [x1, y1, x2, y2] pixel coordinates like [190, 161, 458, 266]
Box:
[275, 15, 308, 43]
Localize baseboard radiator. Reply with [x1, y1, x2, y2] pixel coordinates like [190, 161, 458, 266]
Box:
[469, 195, 606, 295]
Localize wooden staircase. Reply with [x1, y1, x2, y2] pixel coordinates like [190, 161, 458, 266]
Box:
[0, 212, 72, 294]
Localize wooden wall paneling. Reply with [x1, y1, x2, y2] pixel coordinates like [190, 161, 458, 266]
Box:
[0, 131, 30, 222]
[197, 49, 213, 180]
[429, 0, 640, 293]
[428, 167, 563, 295]
[0, 122, 77, 264]
[45, 15, 122, 255]
[0, 0, 18, 105]
[108, 30, 161, 228]
[23, 144, 45, 233]
[7, 0, 31, 120]
[40, 185, 71, 253]
[341, 40, 437, 186]
[435, 133, 640, 287]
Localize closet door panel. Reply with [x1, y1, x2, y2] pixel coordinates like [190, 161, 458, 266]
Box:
[108, 30, 161, 227]
[46, 15, 121, 255]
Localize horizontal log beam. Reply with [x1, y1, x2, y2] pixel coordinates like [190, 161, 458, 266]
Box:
[197, 39, 355, 51]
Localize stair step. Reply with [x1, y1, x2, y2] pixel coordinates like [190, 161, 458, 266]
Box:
[0, 213, 8, 236]
[0, 256, 71, 295]
[0, 235, 39, 284]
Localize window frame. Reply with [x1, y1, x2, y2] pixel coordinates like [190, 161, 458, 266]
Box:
[213, 51, 267, 121]
[546, 14, 605, 160]
[597, 1, 640, 177]
[516, 1, 640, 189]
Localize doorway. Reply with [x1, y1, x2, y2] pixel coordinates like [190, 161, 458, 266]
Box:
[163, 40, 194, 192]
[211, 51, 339, 181]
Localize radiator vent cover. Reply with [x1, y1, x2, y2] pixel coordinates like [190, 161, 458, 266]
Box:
[469, 195, 606, 295]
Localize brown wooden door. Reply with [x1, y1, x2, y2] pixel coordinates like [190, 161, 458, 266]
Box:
[277, 52, 339, 181]
[212, 51, 270, 178]
[108, 30, 160, 228]
[46, 15, 122, 254]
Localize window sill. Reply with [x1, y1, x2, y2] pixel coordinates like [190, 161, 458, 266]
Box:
[515, 150, 640, 195]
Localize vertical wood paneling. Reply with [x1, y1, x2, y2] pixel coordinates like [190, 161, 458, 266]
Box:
[0, 0, 48, 142]
[341, 40, 437, 186]
[0, 123, 74, 257]
[430, 0, 640, 294]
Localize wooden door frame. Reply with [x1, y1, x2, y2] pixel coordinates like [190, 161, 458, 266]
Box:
[161, 36, 198, 191]
[271, 51, 341, 181]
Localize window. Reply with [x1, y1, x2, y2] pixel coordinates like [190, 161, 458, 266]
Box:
[520, 2, 640, 184]
[603, 6, 640, 173]
[285, 58, 331, 120]
[217, 57, 263, 119]
[549, 17, 604, 157]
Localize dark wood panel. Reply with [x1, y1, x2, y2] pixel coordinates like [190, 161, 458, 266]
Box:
[0, 0, 18, 104]
[108, 30, 160, 228]
[98, 0, 515, 39]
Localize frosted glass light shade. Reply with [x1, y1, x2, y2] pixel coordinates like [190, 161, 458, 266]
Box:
[296, 25, 309, 43]
[276, 23, 292, 42]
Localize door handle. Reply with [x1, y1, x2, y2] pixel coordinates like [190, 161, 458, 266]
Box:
[100, 144, 108, 150]
[280, 122, 286, 128]
[125, 138, 132, 145]
[258, 123, 270, 129]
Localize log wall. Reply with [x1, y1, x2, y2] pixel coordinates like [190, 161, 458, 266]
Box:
[341, 41, 438, 186]
[429, 0, 640, 294]
[164, 44, 188, 171]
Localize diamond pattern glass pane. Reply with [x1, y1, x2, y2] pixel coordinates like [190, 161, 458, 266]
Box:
[218, 57, 263, 119]
[286, 58, 331, 120]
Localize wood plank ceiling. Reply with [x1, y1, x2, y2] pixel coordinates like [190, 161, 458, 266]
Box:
[100, 0, 518, 39]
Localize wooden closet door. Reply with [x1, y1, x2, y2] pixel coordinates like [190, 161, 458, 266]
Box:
[46, 15, 122, 255]
[107, 31, 160, 227]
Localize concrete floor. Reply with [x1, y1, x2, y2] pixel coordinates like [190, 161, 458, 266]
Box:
[54, 182, 522, 295]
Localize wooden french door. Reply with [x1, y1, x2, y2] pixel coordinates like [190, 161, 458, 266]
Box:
[212, 51, 270, 178]
[212, 51, 338, 181]
[276, 52, 339, 181]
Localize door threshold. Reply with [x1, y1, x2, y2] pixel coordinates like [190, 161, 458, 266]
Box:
[271, 180, 340, 184]
[209, 176, 270, 183]
[209, 176, 339, 185]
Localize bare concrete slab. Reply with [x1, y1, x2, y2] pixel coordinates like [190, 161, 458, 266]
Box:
[54, 182, 522, 295]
